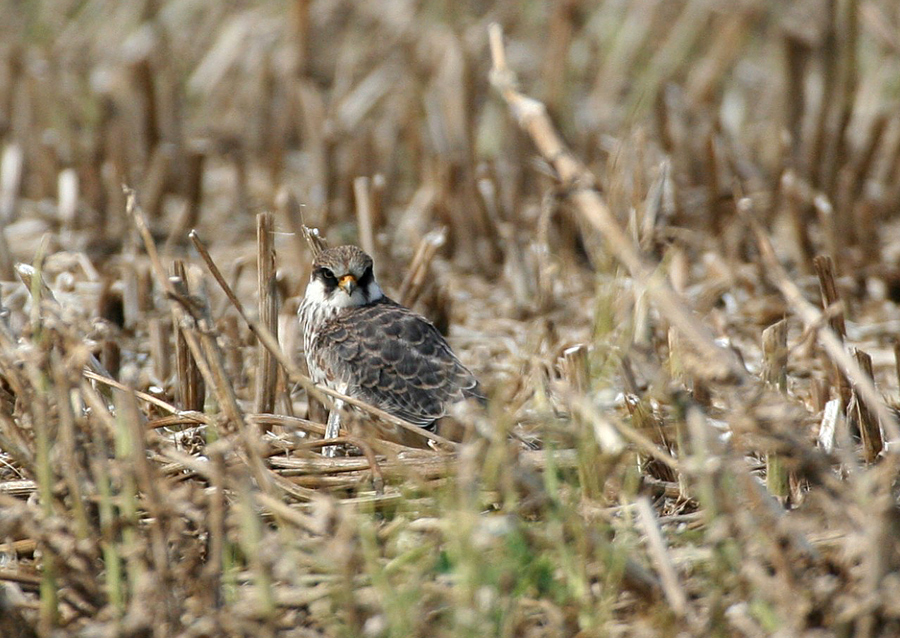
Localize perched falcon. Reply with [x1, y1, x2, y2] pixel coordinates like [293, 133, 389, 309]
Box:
[297, 245, 482, 451]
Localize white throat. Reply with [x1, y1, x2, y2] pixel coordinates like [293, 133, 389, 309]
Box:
[303, 278, 383, 311]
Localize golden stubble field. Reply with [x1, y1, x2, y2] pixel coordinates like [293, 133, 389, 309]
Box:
[2, 1, 900, 636]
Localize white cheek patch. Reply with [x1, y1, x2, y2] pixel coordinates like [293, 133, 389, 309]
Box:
[303, 278, 330, 305]
[303, 277, 382, 310]
[366, 282, 384, 302]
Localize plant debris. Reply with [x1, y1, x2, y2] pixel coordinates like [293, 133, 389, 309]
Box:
[3, 2, 900, 636]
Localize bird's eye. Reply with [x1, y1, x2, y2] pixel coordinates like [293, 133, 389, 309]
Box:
[358, 266, 373, 286]
[318, 268, 337, 283]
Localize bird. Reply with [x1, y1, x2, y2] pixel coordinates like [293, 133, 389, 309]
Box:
[297, 245, 483, 453]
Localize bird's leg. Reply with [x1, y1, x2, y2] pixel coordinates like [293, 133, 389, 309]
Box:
[323, 399, 344, 457]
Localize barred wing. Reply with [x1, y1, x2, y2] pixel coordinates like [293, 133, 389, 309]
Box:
[309, 298, 481, 428]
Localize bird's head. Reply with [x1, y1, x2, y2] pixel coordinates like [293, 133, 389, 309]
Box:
[304, 245, 384, 309]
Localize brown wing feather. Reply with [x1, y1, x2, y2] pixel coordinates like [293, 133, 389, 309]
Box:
[309, 297, 481, 428]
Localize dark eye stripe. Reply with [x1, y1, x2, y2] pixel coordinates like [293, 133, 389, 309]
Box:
[358, 266, 373, 286]
[316, 267, 338, 285]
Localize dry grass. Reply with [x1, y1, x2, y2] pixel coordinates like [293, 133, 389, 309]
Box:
[3, 1, 900, 636]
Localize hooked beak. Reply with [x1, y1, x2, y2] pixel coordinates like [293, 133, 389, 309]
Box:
[338, 274, 358, 296]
